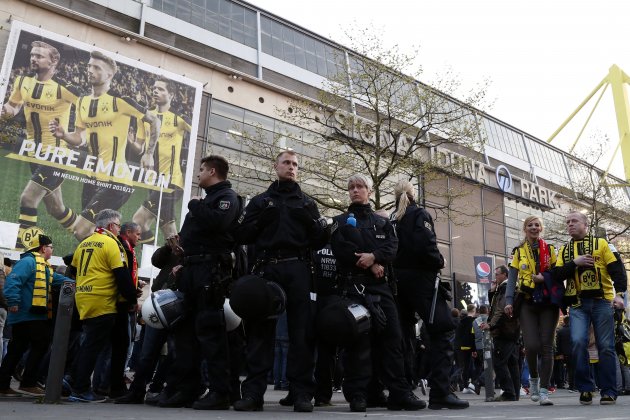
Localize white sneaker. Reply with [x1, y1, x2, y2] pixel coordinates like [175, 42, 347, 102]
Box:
[520, 387, 527, 397]
[462, 387, 474, 394]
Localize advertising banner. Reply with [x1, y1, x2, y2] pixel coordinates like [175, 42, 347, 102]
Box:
[0, 22, 202, 261]
[473, 255, 493, 284]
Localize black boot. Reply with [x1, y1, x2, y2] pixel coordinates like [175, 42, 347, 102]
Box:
[279, 391, 294, 406]
[192, 391, 230, 410]
[387, 392, 427, 411]
[114, 391, 144, 404]
[428, 393, 470, 409]
[350, 395, 367, 412]
[293, 394, 314, 412]
[233, 395, 264, 411]
[158, 391, 195, 408]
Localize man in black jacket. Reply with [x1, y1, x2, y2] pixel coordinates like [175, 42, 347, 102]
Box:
[156, 155, 241, 409]
[330, 174, 425, 412]
[233, 150, 329, 412]
[482, 265, 521, 401]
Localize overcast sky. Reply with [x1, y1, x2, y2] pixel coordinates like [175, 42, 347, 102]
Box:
[247, 0, 630, 179]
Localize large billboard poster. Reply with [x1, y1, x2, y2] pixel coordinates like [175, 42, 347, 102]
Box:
[0, 22, 202, 263]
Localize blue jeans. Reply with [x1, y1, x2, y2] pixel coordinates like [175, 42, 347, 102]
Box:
[570, 298, 617, 397]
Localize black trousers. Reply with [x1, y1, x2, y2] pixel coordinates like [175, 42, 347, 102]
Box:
[314, 294, 338, 402]
[73, 313, 116, 393]
[395, 268, 457, 399]
[342, 282, 410, 401]
[493, 336, 520, 398]
[0, 320, 51, 389]
[165, 260, 231, 397]
[110, 307, 132, 395]
[241, 259, 316, 401]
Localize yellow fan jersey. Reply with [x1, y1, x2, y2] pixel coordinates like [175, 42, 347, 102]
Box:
[143, 109, 190, 189]
[75, 93, 146, 183]
[72, 231, 127, 320]
[8, 75, 78, 153]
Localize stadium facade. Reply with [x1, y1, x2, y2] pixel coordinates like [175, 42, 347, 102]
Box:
[1, 0, 628, 302]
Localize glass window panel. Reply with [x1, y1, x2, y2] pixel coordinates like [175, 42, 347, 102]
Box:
[191, 4, 204, 26]
[244, 9, 257, 31]
[207, 0, 219, 13]
[293, 31, 306, 69]
[282, 26, 295, 64]
[205, 12, 219, 33]
[485, 221, 505, 255]
[271, 19, 283, 38]
[219, 0, 230, 15]
[261, 15, 271, 34]
[230, 2, 243, 23]
[261, 32, 272, 54]
[305, 52, 317, 73]
[162, 0, 177, 15]
[272, 37, 283, 59]
[153, 0, 163, 10]
[231, 21, 245, 44]
[211, 100, 244, 121]
[437, 242, 451, 277]
[244, 110, 274, 130]
[483, 188, 504, 222]
[176, 0, 192, 22]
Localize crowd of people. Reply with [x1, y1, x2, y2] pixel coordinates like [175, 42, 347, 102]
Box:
[0, 150, 628, 413]
[454, 214, 629, 407]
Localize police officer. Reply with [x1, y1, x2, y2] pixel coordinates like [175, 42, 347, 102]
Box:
[312, 243, 340, 406]
[233, 150, 329, 412]
[156, 155, 240, 409]
[391, 179, 469, 409]
[330, 174, 425, 412]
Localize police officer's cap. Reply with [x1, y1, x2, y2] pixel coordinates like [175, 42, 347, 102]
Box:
[316, 296, 371, 346]
[230, 275, 286, 320]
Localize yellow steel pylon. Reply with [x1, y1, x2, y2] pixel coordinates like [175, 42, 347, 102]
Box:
[547, 64, 630, 185]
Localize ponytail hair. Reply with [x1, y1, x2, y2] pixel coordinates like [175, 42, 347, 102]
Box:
[394, 179, 416, 221]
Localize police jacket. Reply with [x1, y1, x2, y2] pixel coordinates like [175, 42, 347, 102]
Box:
[392, 203, 444, 271]
[179, 180, 240, 256]
[234, 180, 328, 254]
[330, 203, 397, 283]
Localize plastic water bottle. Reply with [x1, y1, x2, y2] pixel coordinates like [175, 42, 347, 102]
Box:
[347, 213, 356, 227]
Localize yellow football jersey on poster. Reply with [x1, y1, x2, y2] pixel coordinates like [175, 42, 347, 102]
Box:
[8, 75, 78, 152]
[75, 93, 145, 183]
[72, 231, 127, 320]
[145, 110, 190, 189]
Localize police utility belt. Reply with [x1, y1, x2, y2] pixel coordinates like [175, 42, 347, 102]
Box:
[259, 250, 310, 265]
[183, 252, 234, 266]
[342, 272, 386, 286]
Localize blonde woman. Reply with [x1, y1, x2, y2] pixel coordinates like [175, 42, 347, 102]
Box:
[504, 216, 558, 406]
[391, 180, 468, 410]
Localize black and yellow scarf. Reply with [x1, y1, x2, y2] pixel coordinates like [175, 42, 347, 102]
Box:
[30, 251, 52, 318]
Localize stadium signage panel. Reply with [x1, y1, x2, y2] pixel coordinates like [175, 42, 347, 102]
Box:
[430, 146, 560, 209]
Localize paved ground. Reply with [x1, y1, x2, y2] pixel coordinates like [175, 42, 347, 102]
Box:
[2, 386, 630, 419]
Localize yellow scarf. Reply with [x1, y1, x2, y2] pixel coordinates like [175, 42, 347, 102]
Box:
[31, 252, 52, 318]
